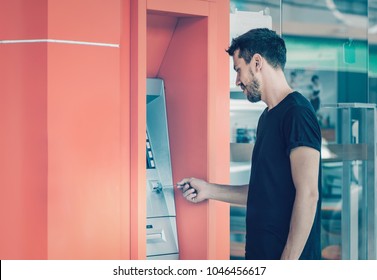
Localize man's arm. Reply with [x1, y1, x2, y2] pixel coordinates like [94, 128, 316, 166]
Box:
[280, 146, 320, 260]
[177, 177, 249, 206]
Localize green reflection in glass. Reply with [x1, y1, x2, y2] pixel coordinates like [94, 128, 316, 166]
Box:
[284, 36, 371, 74]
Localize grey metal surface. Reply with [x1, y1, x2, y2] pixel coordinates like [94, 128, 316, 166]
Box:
[367, 108, 377, 259]
[340, 107, 354, 259]
[146, 78, 179, 260]
[146, 217, 179, 258]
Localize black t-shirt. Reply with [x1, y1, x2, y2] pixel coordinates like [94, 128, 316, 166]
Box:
[245, 92, 322, 260]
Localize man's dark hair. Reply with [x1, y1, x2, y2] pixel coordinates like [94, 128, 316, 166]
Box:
[226, 28, 287, 70]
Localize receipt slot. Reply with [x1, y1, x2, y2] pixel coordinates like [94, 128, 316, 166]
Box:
[146, 78, 179, 260]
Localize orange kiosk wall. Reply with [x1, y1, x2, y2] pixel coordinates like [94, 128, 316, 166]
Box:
[0, 0, 229, 260]
[142, 0, 230, 260]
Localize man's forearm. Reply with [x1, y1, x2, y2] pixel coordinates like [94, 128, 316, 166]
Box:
[207, 183, 249, 205]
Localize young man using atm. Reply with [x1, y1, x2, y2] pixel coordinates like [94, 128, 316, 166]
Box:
[177, 28, 322, 260]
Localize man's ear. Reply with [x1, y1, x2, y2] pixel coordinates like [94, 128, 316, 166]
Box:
[253, 54, 263, 71]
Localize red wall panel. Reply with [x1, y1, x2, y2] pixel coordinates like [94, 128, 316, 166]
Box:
[47, 44, 122, 259]
[158, 16, 209, 259]
[130, 0, 147, 260]
[207, 0, 230, 260]
[0, 0, 47, 39]
[48, 0, 121, 43]
[119, 0, 132, 260]
[0, 43, 48, 259]
[147, 14, 177, 77]
[0, 0, 228, 260]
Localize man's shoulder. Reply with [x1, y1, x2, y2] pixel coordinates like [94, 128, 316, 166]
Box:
[284, 92, 316, 115]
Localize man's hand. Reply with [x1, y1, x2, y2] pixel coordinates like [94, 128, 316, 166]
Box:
[176, 177, 210, 203]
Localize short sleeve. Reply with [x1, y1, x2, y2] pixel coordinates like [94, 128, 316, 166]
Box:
[282, 106, 321, 156]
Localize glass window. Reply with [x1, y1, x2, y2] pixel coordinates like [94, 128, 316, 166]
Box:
[229, 0, 377, 260]
[282, 0, 375, 260]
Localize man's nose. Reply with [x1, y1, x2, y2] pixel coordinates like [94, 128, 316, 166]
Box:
[235, 75, 241, 86]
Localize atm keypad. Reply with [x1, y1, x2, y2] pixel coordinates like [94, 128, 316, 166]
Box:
[146, 131, 156, 169]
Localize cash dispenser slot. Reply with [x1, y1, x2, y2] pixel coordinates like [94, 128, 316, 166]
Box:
[146, 78, 179, 260]
[147, 232, 163, 241]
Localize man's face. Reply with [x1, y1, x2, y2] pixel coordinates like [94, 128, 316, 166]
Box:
[233, 50, 262, 103]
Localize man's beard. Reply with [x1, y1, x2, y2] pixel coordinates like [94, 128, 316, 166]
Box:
[245, 69, 262, 103]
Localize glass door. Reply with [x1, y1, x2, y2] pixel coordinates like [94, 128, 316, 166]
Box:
[321, 104, 376, 260]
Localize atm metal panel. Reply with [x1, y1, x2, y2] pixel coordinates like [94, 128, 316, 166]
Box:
[146, 78, 179, 260]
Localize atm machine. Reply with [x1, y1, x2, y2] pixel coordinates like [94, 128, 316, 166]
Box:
[146, 78, 179, 260]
